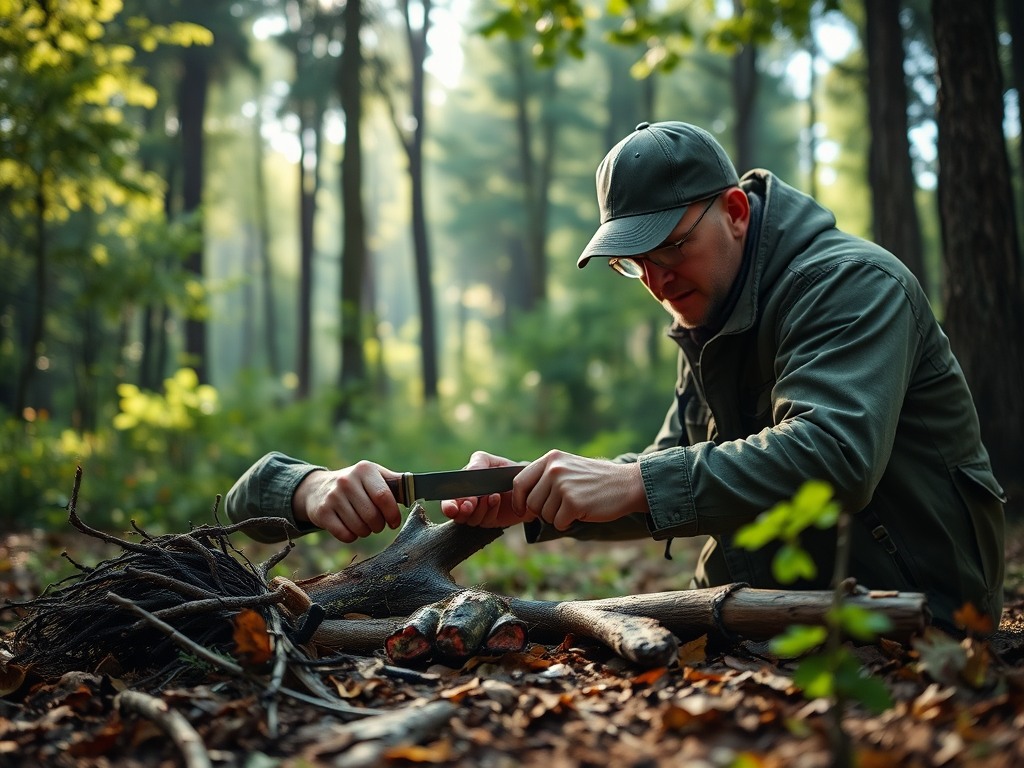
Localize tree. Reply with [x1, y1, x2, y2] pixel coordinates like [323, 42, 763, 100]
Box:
[731, 0, 758, 173]
[378, 0, 441, 400]
[280, 2, 338, 399]
[932, 0, 1024, 489]
[864, 0, 926, 287]
[0, 0, 209, 418]
[338, 0, 369, 414]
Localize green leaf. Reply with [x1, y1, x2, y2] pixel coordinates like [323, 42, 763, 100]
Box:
[769, 624, 828, 658]
[834, 652, 892, 714]
[828, 604, 894, 641]
[733, 504, 788, 550]
[772, 543, 817, 584]
[793, 656, 833, 699]
[782, 480, 837, 537]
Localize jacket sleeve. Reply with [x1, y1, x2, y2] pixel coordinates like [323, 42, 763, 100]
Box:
[640, 259, 925, 539]
[524, 381, 686, 544]
[224, 452, 325, 543]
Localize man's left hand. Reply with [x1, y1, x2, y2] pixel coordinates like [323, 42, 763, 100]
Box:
[512, 450, 649, 531]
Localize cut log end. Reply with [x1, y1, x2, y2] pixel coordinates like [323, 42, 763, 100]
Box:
[434, 591, 504, 658]
[483, 613, 528, 653]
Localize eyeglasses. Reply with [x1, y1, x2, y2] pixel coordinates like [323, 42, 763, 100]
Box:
[608, 194, 721, 278]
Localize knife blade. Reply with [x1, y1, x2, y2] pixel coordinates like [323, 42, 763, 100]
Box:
[384, 465, 524, 506]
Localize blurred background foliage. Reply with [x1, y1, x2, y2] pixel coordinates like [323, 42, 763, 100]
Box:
[1, 0, 1022, 585]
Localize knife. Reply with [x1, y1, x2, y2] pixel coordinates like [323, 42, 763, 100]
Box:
[384, 465, 524, 506]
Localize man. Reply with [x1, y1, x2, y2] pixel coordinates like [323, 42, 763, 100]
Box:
[227, 121, 1005, 630]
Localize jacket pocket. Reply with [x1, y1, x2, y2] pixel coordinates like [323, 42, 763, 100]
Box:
[951, 462, 1006, 603]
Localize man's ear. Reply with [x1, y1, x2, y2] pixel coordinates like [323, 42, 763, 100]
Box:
[722, 186, 750, 238]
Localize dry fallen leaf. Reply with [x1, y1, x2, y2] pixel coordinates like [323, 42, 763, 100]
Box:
[953, 603, 994, 636]
[631, 667, 667, 686]
[329, 676, 364, 699]
[910, 683, 956, 720]
[384, 738, 453, 762]
[0, 662, 27, 697]
[232, 608, 273, 665]
[439, 677, 480, 702]
[677, 635, 707, 666]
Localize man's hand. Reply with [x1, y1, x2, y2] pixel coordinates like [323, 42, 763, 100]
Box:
[440, 451, 535, 528]
[293, 461, 403, 543]
[512, 450, 648, 530]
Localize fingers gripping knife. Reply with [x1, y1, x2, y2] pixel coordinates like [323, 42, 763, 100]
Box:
[384, 465, 524, 506]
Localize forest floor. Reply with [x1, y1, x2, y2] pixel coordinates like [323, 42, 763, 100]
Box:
[2, 516, 1024, 768]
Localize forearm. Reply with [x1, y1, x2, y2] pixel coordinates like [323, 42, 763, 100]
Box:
[224, 452, 325, 543]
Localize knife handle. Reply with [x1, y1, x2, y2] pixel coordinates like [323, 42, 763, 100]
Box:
[385, 475, 411, 507]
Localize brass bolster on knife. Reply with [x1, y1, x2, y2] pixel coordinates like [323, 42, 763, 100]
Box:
[385, 474, 417, 506]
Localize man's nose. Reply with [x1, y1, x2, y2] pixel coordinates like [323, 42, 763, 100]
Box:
[641, 259, 674, 295]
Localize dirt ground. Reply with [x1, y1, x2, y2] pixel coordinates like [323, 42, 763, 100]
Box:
[2, 518, 1024, 767]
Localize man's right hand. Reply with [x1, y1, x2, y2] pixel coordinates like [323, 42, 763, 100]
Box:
[441, 451, 535, 528]
[292, 461, 403, 543]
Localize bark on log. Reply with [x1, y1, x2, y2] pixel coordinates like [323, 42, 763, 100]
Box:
[293, 504, 500, 618]
[297, 505, 929, 666]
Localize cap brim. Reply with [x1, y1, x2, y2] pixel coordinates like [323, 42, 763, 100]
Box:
[577, 205, 688, 268]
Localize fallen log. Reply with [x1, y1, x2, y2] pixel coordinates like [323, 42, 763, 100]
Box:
[294, 506, 929, 666]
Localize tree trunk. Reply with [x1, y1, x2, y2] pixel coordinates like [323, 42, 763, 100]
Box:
[338, 0, 367, 416]
[297, 103, 322, 400]
[933, 0, 1024, 490]
[532, 73, 556, 306]
[865, 0, 927, 289]
[731, 0, 757, 174]
[16, 185, 46, 418]
[404, 0, 439, 401]
[807, 36, 819, 200]
[253, 95, 279, 379]
[511, 41, 538, 312]
[511, 42, 554, 309]
[1006, 0, 1024, 214]
[179, 49, 209, 384]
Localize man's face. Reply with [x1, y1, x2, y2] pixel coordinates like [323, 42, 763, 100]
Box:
[635, 190, 749, 329]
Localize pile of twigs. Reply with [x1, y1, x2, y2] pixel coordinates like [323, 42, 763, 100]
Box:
[9, 468, 296, 683]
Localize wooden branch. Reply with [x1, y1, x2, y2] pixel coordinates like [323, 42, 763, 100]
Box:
[274, 509, 930, 666]
[108, 592, 380, 718]
[509, 600, 678, 667]
[308, 700, 456, 763]
[116, 690, 211, 768]
[293, 504, 502, 618]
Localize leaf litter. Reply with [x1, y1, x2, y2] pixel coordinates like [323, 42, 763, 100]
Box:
[5, 528, 1024, 766]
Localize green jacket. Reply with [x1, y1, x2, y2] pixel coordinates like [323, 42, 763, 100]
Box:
[529, 171, 1005, 628]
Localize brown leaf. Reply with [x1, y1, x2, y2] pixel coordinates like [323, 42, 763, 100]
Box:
[500, 652, 553, 672]
[439, 677, 480, 702]
[632, 667, 667, 686]
[960, 639, 991, 689]
[232, 608, 273, 665]
[0, 662, 27, 697]
[856, 748, 905, 768]
[383, 738, 453, 762]
[953, 603, 994, 636]
[682, 668, 730, 683]
[879, 638, 907, 661]
[677, 635, 707, 666]
[910, 683, 956, 720]
[556, 634, 575, 652]
[329, 676, 364, 699]
[68, 716, 123, 757]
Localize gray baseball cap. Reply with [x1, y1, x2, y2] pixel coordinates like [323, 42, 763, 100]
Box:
[578, 121, 739, 268]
